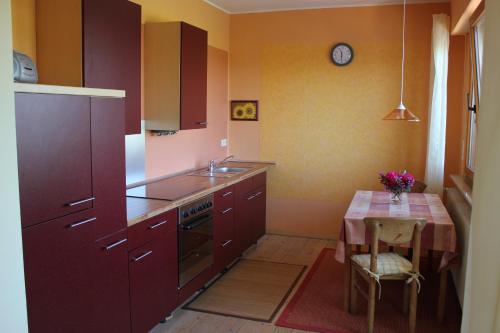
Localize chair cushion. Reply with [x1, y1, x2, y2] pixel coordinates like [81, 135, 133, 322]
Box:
[351, 252, 413, 276]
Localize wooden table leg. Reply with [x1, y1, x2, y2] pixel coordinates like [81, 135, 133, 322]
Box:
[437, 268, 448, 323]
[344, 243, 352, 312]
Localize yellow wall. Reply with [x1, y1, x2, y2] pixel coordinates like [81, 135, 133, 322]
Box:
[10, 0, 36, 60]
[229, 3, 452, 238]
[131, 0, 229, 51]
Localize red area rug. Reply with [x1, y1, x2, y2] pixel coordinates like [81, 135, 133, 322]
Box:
[275, 248, 461, 333]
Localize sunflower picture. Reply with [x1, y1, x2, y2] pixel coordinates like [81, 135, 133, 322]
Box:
[231, 100, 258, 121]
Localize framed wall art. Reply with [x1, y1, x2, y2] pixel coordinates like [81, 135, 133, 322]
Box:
[231, 100, 258, 121]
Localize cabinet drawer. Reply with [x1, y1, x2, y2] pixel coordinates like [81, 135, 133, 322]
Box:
[128, 209, 177, 250]
[214, 186, 234, 208]
[252, 172, 267, 189]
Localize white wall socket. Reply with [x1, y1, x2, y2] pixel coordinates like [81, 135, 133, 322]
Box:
[220, 138, 228, 147]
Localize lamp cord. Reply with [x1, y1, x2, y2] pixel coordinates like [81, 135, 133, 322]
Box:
[400, 0, 407, 106]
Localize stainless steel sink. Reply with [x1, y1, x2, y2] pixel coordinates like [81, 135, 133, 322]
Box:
[188, 166, 249, 178]
[213, 167, 248, 173]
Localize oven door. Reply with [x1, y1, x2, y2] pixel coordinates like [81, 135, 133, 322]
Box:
[178, 212, 214, 288]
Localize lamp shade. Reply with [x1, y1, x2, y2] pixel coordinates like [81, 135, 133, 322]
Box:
[383, 104, 420, 122]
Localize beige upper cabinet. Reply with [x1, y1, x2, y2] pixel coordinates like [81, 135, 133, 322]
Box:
[144, 22, 208, 132]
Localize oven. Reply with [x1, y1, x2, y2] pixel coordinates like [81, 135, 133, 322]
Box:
[178, 194, 214, 288]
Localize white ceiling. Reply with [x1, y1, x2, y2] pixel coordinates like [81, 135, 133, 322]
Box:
[203, 0, 448, 14]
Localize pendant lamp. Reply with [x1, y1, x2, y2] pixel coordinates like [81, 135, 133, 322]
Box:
[383, 0, 420, 122]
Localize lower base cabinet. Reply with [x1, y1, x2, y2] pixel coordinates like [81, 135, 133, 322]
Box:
[129, 223, 178, 333]
[91, 230, 131, 333]
[23, 210, 97, 333]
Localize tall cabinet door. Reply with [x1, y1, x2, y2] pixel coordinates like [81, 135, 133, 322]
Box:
[83, 0, 142, 134]
[15, 93, 93, 228]
[23, 210, 97, 333]
[91, 97, 127, 239]
[180, 22, 208, 130]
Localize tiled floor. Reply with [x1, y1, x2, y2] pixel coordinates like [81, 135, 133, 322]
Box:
[150, 234, 334, 333]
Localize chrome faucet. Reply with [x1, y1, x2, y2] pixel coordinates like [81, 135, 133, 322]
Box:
[208, 155, 234, 173]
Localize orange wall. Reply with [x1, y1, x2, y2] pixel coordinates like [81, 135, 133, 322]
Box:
[10, 0, 36, 60]
[444, 35, 467, 187]
[229, 3, 456, 238]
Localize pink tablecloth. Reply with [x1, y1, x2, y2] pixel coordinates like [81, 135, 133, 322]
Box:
[335, 191, 458, 270]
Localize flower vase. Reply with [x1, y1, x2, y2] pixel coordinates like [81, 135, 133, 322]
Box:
[391, 192, 401, 203]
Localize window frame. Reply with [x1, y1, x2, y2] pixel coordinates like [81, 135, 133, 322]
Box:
[464, 4, 485, 186]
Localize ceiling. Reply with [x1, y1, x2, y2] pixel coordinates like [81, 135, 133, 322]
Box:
[203, 0, 448, 14]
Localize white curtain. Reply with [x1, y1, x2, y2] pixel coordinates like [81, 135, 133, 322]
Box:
[425, 14, 450, 196]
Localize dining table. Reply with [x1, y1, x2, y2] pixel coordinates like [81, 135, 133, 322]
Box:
[335, 190, 458, 323]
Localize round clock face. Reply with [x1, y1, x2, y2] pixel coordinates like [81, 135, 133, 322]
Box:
[331, 43, 354, 66]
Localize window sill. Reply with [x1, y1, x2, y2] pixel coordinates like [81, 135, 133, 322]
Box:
[450, 174, 473, 207]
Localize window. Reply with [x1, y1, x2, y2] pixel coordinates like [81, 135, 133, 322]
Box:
[466, 14, 485, 177]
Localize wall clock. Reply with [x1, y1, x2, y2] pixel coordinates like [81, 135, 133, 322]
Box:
[331, 43, 354, 66]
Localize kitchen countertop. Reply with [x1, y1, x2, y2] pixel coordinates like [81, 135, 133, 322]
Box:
[14, 83, 126, 98]
[126, 161, 274, 226]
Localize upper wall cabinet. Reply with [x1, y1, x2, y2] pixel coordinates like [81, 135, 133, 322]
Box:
[144, 22, 208, 131]
[35, 0, 141, 135]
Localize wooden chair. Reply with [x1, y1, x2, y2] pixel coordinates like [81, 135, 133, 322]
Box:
[349, 217, 427, 333]
[410, 180, 427, 193]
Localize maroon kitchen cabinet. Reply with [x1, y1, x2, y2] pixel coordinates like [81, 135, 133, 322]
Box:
[234, 173, 268, 256]
[251, 186, 266, 243]
[17, 92, 129, 332]
[144, 21, 207, 131]
[129, 229, 178, 333]
[91, 97, 127, 239]
[35, 0, 142, 134]
[15, 93, 93, 228]
[22, 210, 97, 333]
[128, 209, 178, 333]
[234, 178, 255, 255]
[213, 186, 236, 273]
[91, 230, 131, 333]
[180, 22, 208, 130]
[83, 0, 142, 134]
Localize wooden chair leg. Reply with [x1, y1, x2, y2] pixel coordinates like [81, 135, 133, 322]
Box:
[367, 278, 376, 333]
[409, 280, 418, 333]
[350, 265, 357, 314]
[403, 282, 410, 315]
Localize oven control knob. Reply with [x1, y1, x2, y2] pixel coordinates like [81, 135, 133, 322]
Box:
[182, 211, 189, 218]
[207, 201, 213, 207]
[190, 208, 196, 214]
[197, 205, 204, 211]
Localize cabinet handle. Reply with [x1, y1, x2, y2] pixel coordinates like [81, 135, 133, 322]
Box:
[149, 220, 168, 229]
[254, 191, 263, 198]
[68, 217, 96, 229]
[67, 197, 95, 207]
[221, 207, 232, 215]
[196, 121, 208, 125]
[221, 240, 232, 248]
[247, 194, 256, 201]
[132, 250, 153, 262]
[105, 238, 127, 251]
[222, 191, 232, 197]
